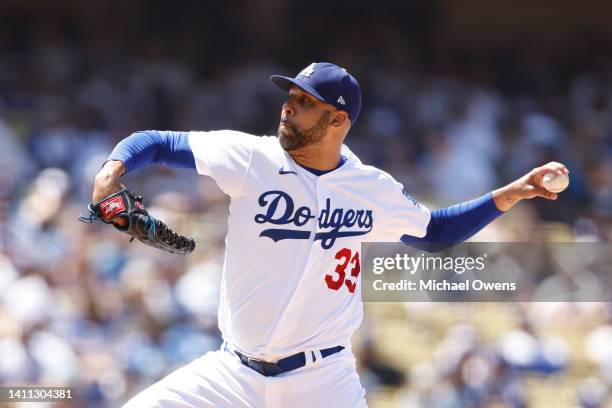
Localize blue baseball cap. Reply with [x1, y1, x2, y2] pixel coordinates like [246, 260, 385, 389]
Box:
[270, 62, 361, 123]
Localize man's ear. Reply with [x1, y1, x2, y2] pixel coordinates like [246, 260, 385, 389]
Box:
[331, 111, 349, 128]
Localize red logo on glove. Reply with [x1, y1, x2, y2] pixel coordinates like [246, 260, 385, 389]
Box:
[135, 201, 144, 210]
[100, 196, 125, 220]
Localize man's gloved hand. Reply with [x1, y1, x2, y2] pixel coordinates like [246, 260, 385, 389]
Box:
[79, 188, 195, 255]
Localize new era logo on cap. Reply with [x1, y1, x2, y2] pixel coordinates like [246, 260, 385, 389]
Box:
[270, 62, 362, 123]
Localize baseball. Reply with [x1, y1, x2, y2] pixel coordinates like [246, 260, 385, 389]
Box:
[542, 172, 569, 193]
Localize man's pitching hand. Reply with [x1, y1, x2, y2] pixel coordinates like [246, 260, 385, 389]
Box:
[492, 161, 570, 212]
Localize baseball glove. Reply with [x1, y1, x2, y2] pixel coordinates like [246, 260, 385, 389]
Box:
[79, 188, 195, 254]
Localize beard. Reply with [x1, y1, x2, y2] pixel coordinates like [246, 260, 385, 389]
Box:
[277, 111, 331, 152]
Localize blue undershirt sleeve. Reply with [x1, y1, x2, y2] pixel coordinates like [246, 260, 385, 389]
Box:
[401, 192, 503, 252]
[107, 130, 196, 174]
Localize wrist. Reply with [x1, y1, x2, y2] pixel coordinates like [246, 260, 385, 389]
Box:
[93, 160, 126, 202]
[492, 183, 523, 212]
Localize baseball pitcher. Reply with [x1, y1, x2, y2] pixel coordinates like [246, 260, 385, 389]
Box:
[84, 62, 569, 407]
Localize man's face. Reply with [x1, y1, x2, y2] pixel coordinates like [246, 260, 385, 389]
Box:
[277, 87, 335, 152]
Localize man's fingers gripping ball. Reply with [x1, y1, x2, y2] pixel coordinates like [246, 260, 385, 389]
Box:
[526, 162, 570, 199]
[541, 172, 570, 193]
[79, 188, 196, 254]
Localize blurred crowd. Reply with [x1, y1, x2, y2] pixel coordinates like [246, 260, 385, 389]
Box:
[1, 2, 612, 407]
[356, 301, 612, 408]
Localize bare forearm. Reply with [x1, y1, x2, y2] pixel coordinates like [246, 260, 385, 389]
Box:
[93, 160, 126, 203]
[492, 184, 522, 212]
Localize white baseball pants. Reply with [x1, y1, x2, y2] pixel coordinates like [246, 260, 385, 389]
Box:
[122, 345, 368, 408]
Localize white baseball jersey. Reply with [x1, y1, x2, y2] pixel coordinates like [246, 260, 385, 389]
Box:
[188, 130, 431, 362]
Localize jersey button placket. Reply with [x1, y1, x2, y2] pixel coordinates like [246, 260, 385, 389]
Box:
[266, 176, 319, 345]
[315, 178, 325, 245]
[316, 176, 335, 250]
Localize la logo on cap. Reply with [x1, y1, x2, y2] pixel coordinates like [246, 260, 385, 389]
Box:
[337, 96, 346, 105]
[300, 63, 315, 78]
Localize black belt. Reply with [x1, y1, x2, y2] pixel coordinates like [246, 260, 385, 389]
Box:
[225, 344, 345, 377]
